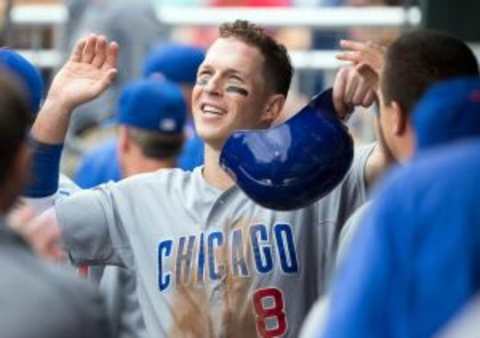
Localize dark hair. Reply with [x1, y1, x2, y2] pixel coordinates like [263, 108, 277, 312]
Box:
[219, 20, 293, 97]
[0, 70, 31, 185]
[127, 127, 184, 160]
[382, 30, 479, 115]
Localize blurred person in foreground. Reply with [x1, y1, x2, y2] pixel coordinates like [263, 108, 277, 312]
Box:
[74, 44, 204, 189]
[0, 47, 120, 338]
[436, 292, 480, 338]
[0, 48, 44, 114]
[320, 134, 480, 338]
[0, 69, 111, 338]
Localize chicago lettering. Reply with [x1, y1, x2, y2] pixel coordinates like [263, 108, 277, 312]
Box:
[158, 223, 299, 292]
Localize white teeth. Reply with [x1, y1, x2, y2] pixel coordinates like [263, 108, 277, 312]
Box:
[202, 104, 224, 115]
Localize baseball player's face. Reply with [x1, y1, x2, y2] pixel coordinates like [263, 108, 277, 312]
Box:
[192, 38, 272, 149]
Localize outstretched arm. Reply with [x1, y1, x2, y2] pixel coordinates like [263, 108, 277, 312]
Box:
[25, 35, 118, 198]
[14, 36, 119, 259]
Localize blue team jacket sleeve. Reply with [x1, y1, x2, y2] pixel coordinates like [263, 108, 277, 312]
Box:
[320, 143, 480, 338]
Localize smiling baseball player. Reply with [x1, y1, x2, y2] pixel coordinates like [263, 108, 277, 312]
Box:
[20, 21, 384, 337]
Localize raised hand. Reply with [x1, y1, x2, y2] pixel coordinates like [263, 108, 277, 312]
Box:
[332, 40, 385, 120]
[32, 35, 119, 143]
[336, 39, 386, 92]
[333, 66, 376, 121]
[47, 34, 119, 112]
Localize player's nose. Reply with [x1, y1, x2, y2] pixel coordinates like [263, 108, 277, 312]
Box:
[204, 76, 223, 97]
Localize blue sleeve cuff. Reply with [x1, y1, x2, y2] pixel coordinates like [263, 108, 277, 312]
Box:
[24, 138, 63, 197]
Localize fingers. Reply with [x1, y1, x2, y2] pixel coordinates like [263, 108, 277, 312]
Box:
[356, 62, 376, 78]
[336, 51, 361, 63]
[81, 34, 97, 63]
[333, 66, 377, 120]
[333, 67, 352, 120]
[345, 69, 360, 104]
[349, 68, 376, 108]
[337, 39, 386, 76]
[70, 38, 87, 63]
[73, 34, 118, 70]
[340, 39, 367, 51]
[103, 41, 119, 70]
[352, 77, 372, 106]
[355, 63, 379, 92]
[362, 89, 376, 108]
[91, 36, 108, 68]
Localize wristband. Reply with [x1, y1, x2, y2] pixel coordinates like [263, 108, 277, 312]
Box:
[24, 138, 63, 197]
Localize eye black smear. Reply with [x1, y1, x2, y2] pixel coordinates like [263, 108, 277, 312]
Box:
[226, 86, 249, 97]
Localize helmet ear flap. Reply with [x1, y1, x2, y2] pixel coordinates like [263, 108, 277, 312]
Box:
[220, 90, 354, 211]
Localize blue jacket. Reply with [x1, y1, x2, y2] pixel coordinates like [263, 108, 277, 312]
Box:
[74, 138, 122, 188]
[321, 140, 480, 338]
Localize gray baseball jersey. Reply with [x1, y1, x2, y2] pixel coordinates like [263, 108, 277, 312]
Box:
[55, 144, 374, 338]
[25, 175, 148, 338]
[57, 176, 148, 338]
[336, 201, 371, 266]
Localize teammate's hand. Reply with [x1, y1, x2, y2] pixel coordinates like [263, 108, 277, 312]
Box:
[336, 39, 386, 92]
[46, 34, 119, 112]
[333, 66, 376, 121]
[8, 206, 66, 263]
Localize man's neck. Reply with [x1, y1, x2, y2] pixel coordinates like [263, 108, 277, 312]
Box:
[123, 157, 177, 178]
[203, 143, 235, 191]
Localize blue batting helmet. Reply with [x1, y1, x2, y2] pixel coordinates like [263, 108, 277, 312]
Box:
[220, 90, 354, 211]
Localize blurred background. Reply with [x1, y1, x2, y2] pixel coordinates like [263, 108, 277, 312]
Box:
[1, 0, 479, 176]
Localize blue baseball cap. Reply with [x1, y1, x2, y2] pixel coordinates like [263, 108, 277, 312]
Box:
[117, 79, 187, 134]
[0, 49, 44, 114]
[142, 43, 205, 85]
[413, 77, 480, 151]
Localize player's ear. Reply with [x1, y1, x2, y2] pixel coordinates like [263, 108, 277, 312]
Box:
[391, 100, 408, 136]
[261, 94, 285, 126]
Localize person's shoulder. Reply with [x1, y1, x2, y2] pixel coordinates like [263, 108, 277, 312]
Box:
[385, 140, 480, 194]
[367, 140, 480, 235]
